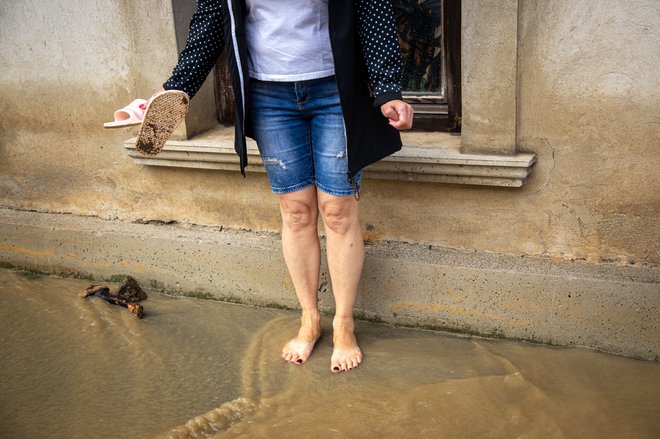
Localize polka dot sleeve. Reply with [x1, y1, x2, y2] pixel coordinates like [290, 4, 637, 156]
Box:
[163, 0, 225, 98]
[356, 0, 404, 107]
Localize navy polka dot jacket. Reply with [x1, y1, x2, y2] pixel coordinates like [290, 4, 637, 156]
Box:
[164, 0, 404, 178]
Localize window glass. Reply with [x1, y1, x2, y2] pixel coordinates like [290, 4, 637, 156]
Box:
[394, 0, 445, 100]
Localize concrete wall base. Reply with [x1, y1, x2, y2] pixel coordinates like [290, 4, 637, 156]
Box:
[1, 208, 658, 360]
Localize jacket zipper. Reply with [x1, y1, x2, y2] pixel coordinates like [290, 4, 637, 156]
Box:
[348, 173, 360, 201]
[342, 118, 359, 201]
[226, 0, 245, 133]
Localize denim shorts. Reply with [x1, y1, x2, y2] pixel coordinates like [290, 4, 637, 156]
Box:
[249, 75, 362, 197]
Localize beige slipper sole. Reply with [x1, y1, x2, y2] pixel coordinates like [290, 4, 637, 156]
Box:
[135, 90, 189, 156]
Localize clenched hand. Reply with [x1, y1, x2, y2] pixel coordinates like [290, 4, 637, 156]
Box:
[380, 100, 413, 131]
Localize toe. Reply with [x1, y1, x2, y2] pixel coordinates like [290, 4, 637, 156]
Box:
[281, 330, 320, 366]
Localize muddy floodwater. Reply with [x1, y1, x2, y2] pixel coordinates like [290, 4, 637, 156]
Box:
[1, 269, 658, 438]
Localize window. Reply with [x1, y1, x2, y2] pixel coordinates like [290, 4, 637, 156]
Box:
[212, 1, 461, 132]
[214, 51, 235, 126]
[394, 0, 461, 132]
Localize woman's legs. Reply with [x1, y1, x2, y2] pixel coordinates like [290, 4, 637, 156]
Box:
[250, 76, 364, 371]
[279, 186, 323, 364]
[278, 186, 364, 372]
[318, 191, 364, 373]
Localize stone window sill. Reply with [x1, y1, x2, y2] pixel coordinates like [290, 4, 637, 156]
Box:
[123, 126, 536, 187]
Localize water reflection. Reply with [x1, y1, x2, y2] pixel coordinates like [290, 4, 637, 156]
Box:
[1, 270, 658, 439]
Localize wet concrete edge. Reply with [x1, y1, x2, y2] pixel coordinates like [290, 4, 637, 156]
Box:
[1, 207, 658, 360]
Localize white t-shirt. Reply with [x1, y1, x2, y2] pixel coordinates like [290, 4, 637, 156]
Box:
[245, 0, 335, 81]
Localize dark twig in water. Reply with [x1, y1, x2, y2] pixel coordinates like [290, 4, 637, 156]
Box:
[79, 278, 146, 319]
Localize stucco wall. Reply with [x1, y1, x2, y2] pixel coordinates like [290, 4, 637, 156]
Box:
[1, 0, 658, 265]
[516, 0, 660, 263]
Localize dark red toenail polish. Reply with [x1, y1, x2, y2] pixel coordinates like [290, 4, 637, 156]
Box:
[296, 359, 303, 364]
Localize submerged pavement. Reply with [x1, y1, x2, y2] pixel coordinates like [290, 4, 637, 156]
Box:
[1, 270, 659, 438]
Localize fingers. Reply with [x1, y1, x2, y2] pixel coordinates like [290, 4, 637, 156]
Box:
[382, 106, 399, 122]
[380, 100, 413, 131]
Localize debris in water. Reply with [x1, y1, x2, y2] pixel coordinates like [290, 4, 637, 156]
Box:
[79, 276, 147, 319]
[115, 276, 148, 302]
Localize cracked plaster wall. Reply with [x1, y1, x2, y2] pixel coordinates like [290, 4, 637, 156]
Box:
[0, 0, 658, 265]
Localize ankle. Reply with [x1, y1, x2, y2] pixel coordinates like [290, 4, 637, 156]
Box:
[332, 315, 355, 331]
[300, 308, 321, 326]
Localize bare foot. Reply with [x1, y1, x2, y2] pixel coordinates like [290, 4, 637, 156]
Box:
[282, 310, 322, 365]
[330, 318, 362, 373]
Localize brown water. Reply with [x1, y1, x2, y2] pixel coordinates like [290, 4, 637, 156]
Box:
[1, 269, 658, 439]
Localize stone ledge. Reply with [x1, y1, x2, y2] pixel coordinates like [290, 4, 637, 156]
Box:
[123, 127, 536, 187]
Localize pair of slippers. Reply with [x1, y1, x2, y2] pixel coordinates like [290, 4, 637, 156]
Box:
[104, 90, 189, 156]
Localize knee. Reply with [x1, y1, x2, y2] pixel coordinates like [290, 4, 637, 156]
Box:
[281, 200, 317, 232]
[320, 202, 358, 235]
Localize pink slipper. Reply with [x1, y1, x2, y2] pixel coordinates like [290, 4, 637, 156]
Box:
[103, 99, 148, 128]
[135, 90, 189, 156]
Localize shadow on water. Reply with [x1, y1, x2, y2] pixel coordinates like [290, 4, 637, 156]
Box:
[1, 269, 658, 439]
